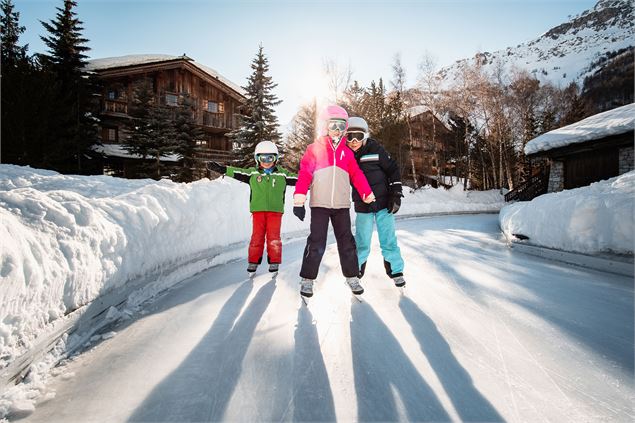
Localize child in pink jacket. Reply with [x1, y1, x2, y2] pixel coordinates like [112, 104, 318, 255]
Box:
[292, 104, 376, 298]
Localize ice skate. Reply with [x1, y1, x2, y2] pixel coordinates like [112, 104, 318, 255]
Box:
[392, 275, 406, 288]
[300, 278, 314, 299]
[345, 277, 364, 295]
[269, 263, 279, 274]
[247, 263, 258, 277]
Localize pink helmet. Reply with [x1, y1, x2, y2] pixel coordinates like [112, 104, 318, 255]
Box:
[318, 104, 348, 136]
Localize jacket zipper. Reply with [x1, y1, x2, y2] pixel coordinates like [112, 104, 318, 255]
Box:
[331, 144, 337, 207]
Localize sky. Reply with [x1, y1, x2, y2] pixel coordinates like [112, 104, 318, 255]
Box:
[0, 163, 632, 419]
[15, 0, 598, 126]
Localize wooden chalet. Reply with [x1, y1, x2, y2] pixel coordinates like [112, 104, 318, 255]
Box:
[86, 54, 246, 178]
[506, 103, 634, 202]
[407, 106, 458, 188]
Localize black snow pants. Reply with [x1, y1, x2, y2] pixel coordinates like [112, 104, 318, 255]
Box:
[300, 207, 359, 280]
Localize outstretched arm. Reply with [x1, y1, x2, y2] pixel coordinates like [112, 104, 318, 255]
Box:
[225, 166, 253, 184]
[279, 168, 298, 186]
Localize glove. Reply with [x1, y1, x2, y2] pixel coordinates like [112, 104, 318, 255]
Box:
[387, 191, 403, 214]
[368, 201, 379, 213]
[293, 205, 306, 221]
[207, 161, 226, 174]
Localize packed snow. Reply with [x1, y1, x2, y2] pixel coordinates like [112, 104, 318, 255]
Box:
[0, 164, 503, 372]
[94, 144, 180, 161]
[525, 103, 635, 155]
[6, 215, 634, 422]
[0, 164, 632, 421]
[500, 170, 634, 254]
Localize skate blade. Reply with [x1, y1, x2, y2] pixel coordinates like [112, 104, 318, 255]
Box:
[248, 272, 256, 279]
[352, 294, 363, 303]
[301, 296, 310, 306]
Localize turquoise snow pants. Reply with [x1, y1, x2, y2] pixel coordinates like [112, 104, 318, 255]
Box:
[355, 209, 404, 278]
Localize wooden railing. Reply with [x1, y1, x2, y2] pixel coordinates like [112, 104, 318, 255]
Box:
[194, 148, 234, 163]
[201, 111, 228, 129]
[103, 100, 128, 115]
[505, 167, 550, 202]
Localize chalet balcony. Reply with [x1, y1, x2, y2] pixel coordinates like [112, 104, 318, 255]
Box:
[194, 147, 234, 163]
[200, 111, 228, 129]
[103, 100, 128, 115]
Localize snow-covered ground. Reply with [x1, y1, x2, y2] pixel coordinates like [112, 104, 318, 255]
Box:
[7, 215, 634, 422]
[500, 170, 634, 255]
[1, 164, 632, 421]
[0, 164, 503, 384]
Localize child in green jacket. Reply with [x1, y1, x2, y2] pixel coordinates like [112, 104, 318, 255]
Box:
[208, 141, 297, 275]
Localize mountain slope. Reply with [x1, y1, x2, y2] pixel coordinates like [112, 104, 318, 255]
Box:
[439, 0, 634, 87]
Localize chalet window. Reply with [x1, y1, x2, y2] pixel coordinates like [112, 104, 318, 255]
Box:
[166, 94, 178, 106]
[207, 101, 224, 113]
[196, 139, 207, 147]
[107, 90, 118, 100]
[106, 127, 117, 142]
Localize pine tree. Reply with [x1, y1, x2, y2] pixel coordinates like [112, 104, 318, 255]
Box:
[284, 99, 316, 170]
[173, 94, 203, 182]
[125, 79, 177, 179]
[231, 45, 282, 166]
[125, 79, 155, 161]
[342, 80, 367, 118]
[0, 0, 27, 66]
[1, 0, 29, 164]
[38, 0, 99, 173]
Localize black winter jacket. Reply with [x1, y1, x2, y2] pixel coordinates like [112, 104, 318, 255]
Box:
[351, 138, 402, 213]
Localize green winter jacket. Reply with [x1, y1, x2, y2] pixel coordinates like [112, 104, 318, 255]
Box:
[225, 165, 298, 213]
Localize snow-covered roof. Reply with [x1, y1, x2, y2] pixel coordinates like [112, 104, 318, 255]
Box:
[406, 105, 453, 131]
[525, 103, 635, 155]
[86, 54, 246, 97]
[95, 144, 180, 162]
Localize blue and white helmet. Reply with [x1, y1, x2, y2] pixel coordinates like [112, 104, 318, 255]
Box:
[254, 140, 279, 162]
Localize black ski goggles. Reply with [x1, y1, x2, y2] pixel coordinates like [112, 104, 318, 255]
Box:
[256, 153, 277, 163]
[346, 132, 366, 143]
[327, 120, 347, 131]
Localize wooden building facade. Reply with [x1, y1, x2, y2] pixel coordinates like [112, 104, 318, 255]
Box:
[506, 103, 634, 201]
[407, 108, 459, 187]
[87, 54, 246, 178]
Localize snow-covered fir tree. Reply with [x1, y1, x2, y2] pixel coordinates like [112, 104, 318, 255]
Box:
[38, 0, 100, 174]
[173, 94, 203, 182]
[231, 45, 282, 165]
[0, 0, 27, 66]
[125, 78, 177, 179]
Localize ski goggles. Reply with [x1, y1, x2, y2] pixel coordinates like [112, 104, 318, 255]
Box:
[256, 153, 277, 164]
[327, 120, 347, 131]
[346, 132, 367, 143]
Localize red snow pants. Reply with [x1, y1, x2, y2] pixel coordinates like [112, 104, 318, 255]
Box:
[248, 211, 283, 264]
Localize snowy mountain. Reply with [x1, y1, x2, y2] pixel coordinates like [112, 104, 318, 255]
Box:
[439, 0, 634, 87]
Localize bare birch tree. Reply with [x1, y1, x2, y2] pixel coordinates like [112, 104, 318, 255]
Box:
[323, 58, 352, 104]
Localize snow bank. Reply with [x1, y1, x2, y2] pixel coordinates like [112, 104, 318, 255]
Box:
[0, 164, 503, 371]
[499, 171, 635, 255]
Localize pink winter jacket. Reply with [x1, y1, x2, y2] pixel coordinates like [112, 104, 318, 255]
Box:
[294, 135, 373, 209]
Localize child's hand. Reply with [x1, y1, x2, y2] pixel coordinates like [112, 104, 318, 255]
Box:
[293, 205, 306, 221]
[362, 192, 376, 204]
